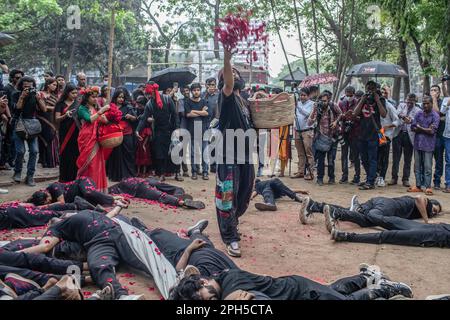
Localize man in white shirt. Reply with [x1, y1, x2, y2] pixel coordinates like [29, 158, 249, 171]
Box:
[376, 99, 400, 187]
[292, 88, 314, 180]
[440, 97, 450, 193]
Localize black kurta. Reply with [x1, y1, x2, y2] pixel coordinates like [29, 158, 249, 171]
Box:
[137, 95, 179, 175]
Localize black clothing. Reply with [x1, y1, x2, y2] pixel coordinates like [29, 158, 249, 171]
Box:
[108, 178, 181, 207]
[215, 269, 384, 300]
[255, 178, 297, 205]
[147, 229, 237, 277]
[345, 213, 450, 248]
[106, 104, 137, 181]
[184, 98, 209, 134]
[47, 177, 114, 206]
[0, 206, 62, 231]
[12, 91, 38, 119]
[359, 98, 385, 142]
[391, 131, 414, 182]
[218, 92, 253, 164]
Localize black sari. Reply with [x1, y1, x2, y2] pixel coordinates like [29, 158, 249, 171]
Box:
[106, 104, 137, 181]
[55, 100, 79, 182]
[38, 92, 59, 168]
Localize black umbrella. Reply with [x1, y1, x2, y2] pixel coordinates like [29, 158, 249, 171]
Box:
[0, 32, 15, 47]
[149, 67, 197, 91]
[346, 61, 408, 78]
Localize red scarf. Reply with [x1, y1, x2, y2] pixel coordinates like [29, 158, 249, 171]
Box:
[145, 83, 163, 109]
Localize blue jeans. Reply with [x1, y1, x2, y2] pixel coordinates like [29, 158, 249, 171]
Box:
[13, 131, 38, 177]
[444, 137, 450, 188]
[433, 135, 445, 187]
[316, 143, 337, 181]
[190, 138, 209, 174]
[358, 139, 379, 186]
[414, 150, 433, 189]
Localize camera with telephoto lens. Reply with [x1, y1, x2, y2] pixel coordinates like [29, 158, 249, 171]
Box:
[442, 74, 450, 82]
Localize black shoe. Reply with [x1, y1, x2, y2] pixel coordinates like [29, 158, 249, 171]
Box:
[74, 196, 96, 211]
[378, 279, 413, 299]
[402, 181, 411, 188]
[12, 172, 21, 183]
[191, 173, 198, 180]
[350, 177, 360, 185]
[175, 174, 184, 182]
[330, 228, 348, 242]
[299, 196, 313, 225]
[323, 205, 337, 234]
[182, 172, 189, 177]
[186, 219, 209, 237]
[25, 176, 36, 187]
[183, 199, 205, 210]
[339, 178, 348, 184]
[317, 179, 324, 186]
[202, 173, 209, 180]
[328, 179, 336, 185]
[255, 203, 277, 211]
[130, 217, 148, 232]
[359, 184, 375, 190]
[357, 181, 366, 187]
[181, 194, 193, 201]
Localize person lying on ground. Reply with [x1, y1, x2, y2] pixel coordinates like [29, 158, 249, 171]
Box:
[4, 238, 87, 262]
[19, 202, 174, 300]
[325, 207, 450, 248]
[27, 177, 121, 208]
[128, 217, 238, 277]
[0, 202, 86, 231]
[0, 275, 103, 300]
[299, 195, 442, 226]
[250, 178, 309, 211]
[108, 177, 205, 210]
[169, 263, 413, 300]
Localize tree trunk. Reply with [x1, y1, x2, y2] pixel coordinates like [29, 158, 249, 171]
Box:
[393, 37, 409, 102]
[293, 0, 308, 75]
[65, 39, 77, 80]
[213, 0, 220, 59]
[54, 18, 61, 74]
[164, 42, 171, 67]
[445, 42, 450, 96]
[311, 0, 320, 73]
[270, 0, 294, 80]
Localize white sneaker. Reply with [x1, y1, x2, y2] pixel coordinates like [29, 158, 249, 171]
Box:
[378, 178, 386, 187]
[118, 294, 145, 300]
[0, 188, 8, 194]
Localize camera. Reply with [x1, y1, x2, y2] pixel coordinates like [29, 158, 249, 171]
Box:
[26, 87, 37, 96]
[442, 74, 450, 82]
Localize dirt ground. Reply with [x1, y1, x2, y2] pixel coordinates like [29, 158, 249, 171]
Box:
[1, 153, 449, 300]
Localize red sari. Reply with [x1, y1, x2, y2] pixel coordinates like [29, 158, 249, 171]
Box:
[76, 108, 108, 192]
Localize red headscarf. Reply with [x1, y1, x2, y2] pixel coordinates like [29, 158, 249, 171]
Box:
[145, 83, 163, 109]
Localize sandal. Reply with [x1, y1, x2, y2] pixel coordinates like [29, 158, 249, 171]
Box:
[425, 188, 433, 196]
[407, 187, 423, 193]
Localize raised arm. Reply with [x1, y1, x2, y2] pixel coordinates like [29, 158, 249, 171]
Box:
[222, 49, 234, 97]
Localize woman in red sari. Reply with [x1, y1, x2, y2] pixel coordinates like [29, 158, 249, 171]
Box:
[76, 87, 110, 192]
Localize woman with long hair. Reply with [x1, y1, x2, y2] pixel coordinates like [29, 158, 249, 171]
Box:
[76, 87, 110, 191]
[37, 77, 59, 168]
[55, 83, 79, 182]
[106, 87, 137, 181]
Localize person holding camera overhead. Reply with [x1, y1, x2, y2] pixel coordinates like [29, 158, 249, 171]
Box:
[353, 81, 387, 190]
[54, 83, 80, 182]
[308, 91, 343, 186]
[11, 76, 47, 186]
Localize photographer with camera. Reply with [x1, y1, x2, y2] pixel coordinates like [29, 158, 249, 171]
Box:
[11, 76, 47, 186]
[308, 91, 342, 186]
[338, 86, 361, 184]
[353, 81, 387, 190]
